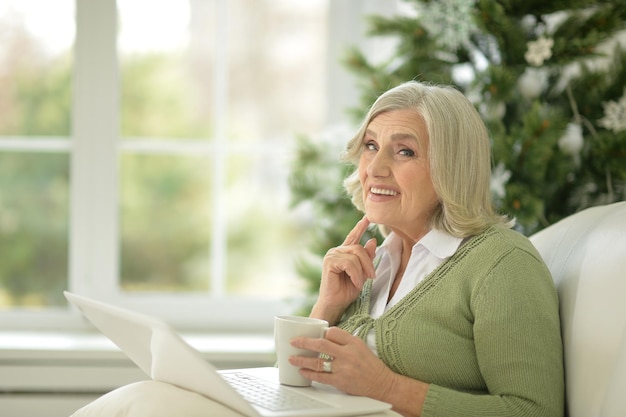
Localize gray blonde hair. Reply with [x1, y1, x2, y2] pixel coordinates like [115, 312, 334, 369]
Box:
[342, 81, 513, 238]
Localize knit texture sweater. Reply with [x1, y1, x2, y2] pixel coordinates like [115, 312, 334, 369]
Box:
[338, 225, 564, 417]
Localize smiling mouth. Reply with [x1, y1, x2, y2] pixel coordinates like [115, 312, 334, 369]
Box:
[370, 187, 399, 196]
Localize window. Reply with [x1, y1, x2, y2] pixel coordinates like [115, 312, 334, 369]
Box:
[0, 0, 395, 332]
[0, 0, 74, 311]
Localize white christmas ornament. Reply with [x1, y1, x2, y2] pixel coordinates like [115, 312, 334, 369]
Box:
[421, 0, 478, 51]
[479, 101, 506, 121]
[491, 162, 512, 200]
[525, 36, 554, 67]
[558, 123, 584, 166]
[598, 88, 626, 133]
[518, 68, 549, 99]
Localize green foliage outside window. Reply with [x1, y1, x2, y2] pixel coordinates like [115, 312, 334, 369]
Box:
[0, 45, 72, 306]
[0, 48, 254, 306]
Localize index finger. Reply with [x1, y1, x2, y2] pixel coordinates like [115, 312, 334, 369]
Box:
[291, 328, 353, 359]
[342, 215, 370, 246]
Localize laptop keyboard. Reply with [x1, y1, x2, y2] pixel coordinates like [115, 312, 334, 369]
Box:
[221, 372, 332, 412]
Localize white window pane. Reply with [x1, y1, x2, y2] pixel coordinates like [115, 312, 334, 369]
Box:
[119, 153, 212, 292]
[118, 0, 210, 139]
[116, 0, 329, 301]
[225, 152, 307, 299]
[0, 0, 74, 136]
[227, 0, 327, 141]
[117, 0, 328, 141]
[0, 152, 69, 308]
[0, 0, 73, 310]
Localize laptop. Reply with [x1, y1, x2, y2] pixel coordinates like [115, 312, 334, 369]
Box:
[64, 292, 392, 417]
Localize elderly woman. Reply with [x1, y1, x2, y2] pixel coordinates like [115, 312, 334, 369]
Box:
[289, 81, 564, 417]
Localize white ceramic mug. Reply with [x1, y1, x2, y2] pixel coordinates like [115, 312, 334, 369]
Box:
[274, 315, 328, 386]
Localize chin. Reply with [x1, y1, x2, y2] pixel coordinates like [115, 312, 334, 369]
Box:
[364, 211, 385, 226]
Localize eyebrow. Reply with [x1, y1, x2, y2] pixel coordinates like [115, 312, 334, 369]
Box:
[365, 129, 419, 143]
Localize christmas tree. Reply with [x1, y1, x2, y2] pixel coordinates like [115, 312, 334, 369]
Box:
[290, 0, 626, 301]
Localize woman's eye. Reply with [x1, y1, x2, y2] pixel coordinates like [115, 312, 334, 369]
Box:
[399, 148, 415, 157]
[364, 142, 378, 151]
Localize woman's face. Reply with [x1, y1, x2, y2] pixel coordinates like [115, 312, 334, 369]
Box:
[358, 109, 439, 241]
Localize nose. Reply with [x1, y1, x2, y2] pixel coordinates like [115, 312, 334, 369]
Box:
[366, 148, 391, 178]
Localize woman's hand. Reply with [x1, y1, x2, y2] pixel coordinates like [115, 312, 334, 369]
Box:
[290, 327, 430, 417]
[310, 216, 377, 325]
[289, 327, 394, 398]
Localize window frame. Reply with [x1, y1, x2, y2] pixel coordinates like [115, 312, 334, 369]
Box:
[0, 0, 398, 332]
[69, 0, 289, 332]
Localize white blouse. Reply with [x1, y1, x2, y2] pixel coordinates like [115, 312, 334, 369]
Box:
[365, 228, 463, 353]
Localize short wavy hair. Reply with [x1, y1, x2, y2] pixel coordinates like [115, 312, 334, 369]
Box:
[342, 81, 513, 238]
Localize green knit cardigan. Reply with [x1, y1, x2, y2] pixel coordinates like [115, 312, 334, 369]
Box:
[338, 225, 564, 417]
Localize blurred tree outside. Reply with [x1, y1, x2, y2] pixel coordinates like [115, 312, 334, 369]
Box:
[119, 154, 214, 292]
[0, 13, 72, 306]
[117, 51, 215, 293]
[0, 34, 216, 304]
[290, 0, 626, 305]
[0, 152, 69, 307]
[0, 4, 307, 306]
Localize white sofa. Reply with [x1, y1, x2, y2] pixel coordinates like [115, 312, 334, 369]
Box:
[530, 201, 626, 417]
[72, 202, 626, 417]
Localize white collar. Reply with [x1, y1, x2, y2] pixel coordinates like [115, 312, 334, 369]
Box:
[369, 228, 464, 318]
[379, 228, 463, 261]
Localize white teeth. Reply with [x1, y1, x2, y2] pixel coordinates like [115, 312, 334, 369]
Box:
[371, 187, 398, 196]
